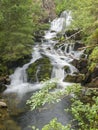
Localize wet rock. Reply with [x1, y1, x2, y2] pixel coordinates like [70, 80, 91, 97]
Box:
[42, 0, 56, 21]
[5, 54, 32, 72]
[0, 75, 10, 93]
[0, 101, 7, 108]
[74, 41, 84, 50]
[34, 31, 45, 42]
[0, 75, 10, 85]
[64, 74, 85, 83]
[27, 56, 52, 82]
[0, 84, 7, 93]
[87, 77, 98, 88]
[92, 65, 98, 78]
[84, 65, 98, 85]
[72, 58, 88, 74]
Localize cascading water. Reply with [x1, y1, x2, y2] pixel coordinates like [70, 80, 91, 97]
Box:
[3, 11, 84, 130]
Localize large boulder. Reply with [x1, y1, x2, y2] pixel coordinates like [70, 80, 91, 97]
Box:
[27, 56, 52, 83]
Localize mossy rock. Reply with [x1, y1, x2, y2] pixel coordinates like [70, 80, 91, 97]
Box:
[27, 57, 52, 83]
[64, 74, 85, 83]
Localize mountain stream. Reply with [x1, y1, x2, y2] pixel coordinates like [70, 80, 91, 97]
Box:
[2, 11, 84, 130]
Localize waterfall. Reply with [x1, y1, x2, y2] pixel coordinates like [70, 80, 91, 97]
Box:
[44, 11, 72, 39]
[2, 10, 85, 130]
[4, 11, 83, 95]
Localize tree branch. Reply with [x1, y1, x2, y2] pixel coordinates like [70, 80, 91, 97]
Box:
[78, 45, 98, 50]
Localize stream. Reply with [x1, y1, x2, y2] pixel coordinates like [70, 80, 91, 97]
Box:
[2, 11, 84, 130]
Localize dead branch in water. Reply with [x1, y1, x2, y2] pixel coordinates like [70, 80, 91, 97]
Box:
[78, 44, 98, 50]
[66, 29, 83, 40]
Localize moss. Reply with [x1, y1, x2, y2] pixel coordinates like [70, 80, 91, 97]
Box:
[0, 64, 8, 76]
[27, 57, 52, 83]
[88, 62, 97, 72]
[89, 47, 98, 63]
[86, 28, 98, 45]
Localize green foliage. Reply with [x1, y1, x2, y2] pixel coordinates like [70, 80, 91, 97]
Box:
[27, 81, 81, 111]
[88, 62, 96, 72]
[42, 118, 72, 130]
[27, 80, 98, 130]
[0, 0, 48, 75]
[87, 28, 98, 45]
[70, 94, 98, 130]
[54, 0, 67, 15]
[31, 118, 72, 130]
[26, 80, 57, 110]
[31, 126, 39, 130]
[55, 0, 96, 28]
[88, 47, 98, 72]
[89, 47, 98, 63]
[0, 64, 7, 75]
[0, 0, 33, 64]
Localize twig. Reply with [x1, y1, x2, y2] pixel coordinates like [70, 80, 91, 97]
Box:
[78, 45, 98, 50]
[56, 30, 83, 48]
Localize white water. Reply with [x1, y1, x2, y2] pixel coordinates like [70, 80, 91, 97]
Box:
[44, 11, 72, 39]
[4, 11, 83, 96]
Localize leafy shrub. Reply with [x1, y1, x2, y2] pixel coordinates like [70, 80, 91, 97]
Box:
[42, 118, 72, 130]
[27, 80, 98, 130]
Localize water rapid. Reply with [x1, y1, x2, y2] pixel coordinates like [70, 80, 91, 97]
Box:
[3, 11, 84, 130]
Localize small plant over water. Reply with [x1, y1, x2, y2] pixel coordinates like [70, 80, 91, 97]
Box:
[42, 118, 72, 130]
[30, 118, 72, 130]
[26, 80, 57, 110]
[27, 80, 98, 130]
[26, 80, 81, 110]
